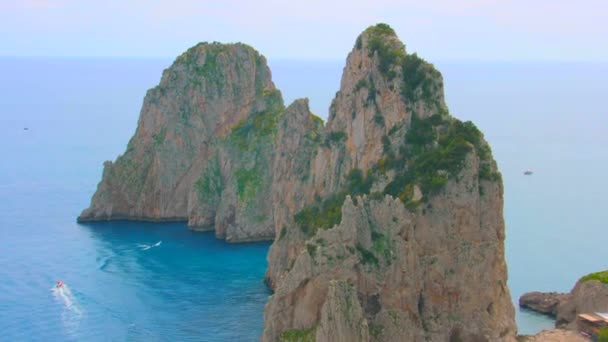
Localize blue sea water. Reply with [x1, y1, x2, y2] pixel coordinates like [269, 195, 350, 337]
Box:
[0, 57, 606, 340]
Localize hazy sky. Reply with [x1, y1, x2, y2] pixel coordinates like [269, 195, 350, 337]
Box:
[2, 0, 607, 61]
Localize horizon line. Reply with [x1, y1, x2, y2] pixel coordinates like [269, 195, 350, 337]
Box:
[1, 55, 607, 64]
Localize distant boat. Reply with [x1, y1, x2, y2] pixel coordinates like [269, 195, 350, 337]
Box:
[524, 169, 533, 175]
[23, 127, 28, 131]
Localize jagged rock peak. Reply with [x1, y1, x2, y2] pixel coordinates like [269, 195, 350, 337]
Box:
[325, 23, 446, 174]
[263, 24, 516, 342]
[159, 42, 283, 135]
[328, 23, 446, 125]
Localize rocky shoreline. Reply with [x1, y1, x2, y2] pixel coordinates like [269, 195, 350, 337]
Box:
[518, 271, 608, 341]
[519, 291, 571, 317]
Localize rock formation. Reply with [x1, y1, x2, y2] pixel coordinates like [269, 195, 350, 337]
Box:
[519, 292, 571, 317]
[555, 277, 608, 329]
[263, 24, 515, 342]
[78, 42, 284, 241]
[519, 272, 608, 330]
[517, 329, 587, 342]
[80, 23, 517, 341]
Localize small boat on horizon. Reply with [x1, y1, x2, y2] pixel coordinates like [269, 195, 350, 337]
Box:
[524, 169, 534, 175]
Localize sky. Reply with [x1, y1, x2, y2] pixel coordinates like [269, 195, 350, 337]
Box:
[1, 0, 607, 61]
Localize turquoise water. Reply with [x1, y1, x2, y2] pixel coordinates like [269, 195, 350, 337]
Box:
[0, 57, 606, 340]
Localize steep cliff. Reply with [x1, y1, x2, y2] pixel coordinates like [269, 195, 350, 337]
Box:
[80, 23, 517, 341]
[79, 42, 284, 241]
[262, 24, 516, 341]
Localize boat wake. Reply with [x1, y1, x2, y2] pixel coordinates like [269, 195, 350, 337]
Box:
[138, 241, 162, 251]
[52, 283, 81, 315]
[52, 282, 83, 336]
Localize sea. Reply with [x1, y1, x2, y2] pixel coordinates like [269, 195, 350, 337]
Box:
[0, 57, 606, 340]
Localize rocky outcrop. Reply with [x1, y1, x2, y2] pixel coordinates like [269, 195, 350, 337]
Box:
[519, 292, 571, 317]
[79, 42, 285, 241]
[517, 329, 587, 342]
[262, 24, 516, 341]
[556, 278, 608, 329]
[81, 23, 517, 341]
[316, 280, 370, 342]
[519, 272, 608, 331]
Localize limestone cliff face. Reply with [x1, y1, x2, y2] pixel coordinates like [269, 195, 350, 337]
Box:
[262, 24, 516, 341]
[263, 167, 515, 341]
[270, 99, 323, 237]
[79, 42, 284, 241]
[265, 24, 448, 286]
[80, 23, 517, 341]
[325, 24, 445, 174]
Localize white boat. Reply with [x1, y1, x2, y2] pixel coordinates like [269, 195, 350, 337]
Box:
[524, 169, 533, 175]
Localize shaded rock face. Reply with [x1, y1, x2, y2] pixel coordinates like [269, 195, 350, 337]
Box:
[519, 292, 571, 317]
[263, 25, 516, 341]
[80, 23, 517, 341]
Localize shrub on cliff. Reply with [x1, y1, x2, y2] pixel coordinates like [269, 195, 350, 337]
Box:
[580, 270, 608, 284]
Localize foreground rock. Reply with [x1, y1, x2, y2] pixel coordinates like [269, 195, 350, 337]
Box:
[81, 23, 517, 341]
[262, 24, 516, 341]
[519, 292, 571, 317]
[519, 271, 608, 330]
[556, 277, 608, 329]
[517, 329, 587, 342]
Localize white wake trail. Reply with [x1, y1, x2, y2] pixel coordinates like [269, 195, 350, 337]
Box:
[138, 241, 162, 251]
[52, 283, 83, 337]
[52, 284, 81, 315]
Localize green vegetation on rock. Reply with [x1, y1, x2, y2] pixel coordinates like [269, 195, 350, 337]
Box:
[306, 243, 317, 259]
[401, 53, 441, 105]
[179, 43, 229, 89]
[356, 243, 379, 267]
[323, 131, 347, 147]
[294, 193, 344, 236]
[280, 326, 316, 342]
[235, 167, 262, 202]
[152, 128, 167, 147]
[373, 113, 385, 126]
[383, 113, 496, 202]
[354, 78, 368, 92]
[580, 270, 608, 284]
[293, 111, 497, 237]
[229, 88, 284, 151]
[310, 113, 324, 126]
[364, 23, 442, 107]
[294, 169, 374, 236]
[195, 155, 224, 203]
[369, 323, 384, 339]
[371, 231, 394, 265]
[366, 24, 403, 80]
